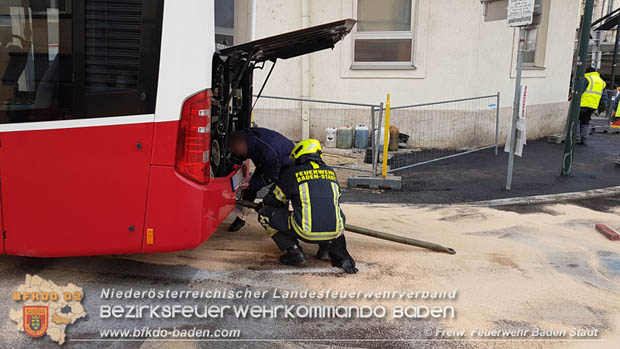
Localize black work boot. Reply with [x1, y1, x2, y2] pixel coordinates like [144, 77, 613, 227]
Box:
[228, 217, 246, 232]
[316, 243, 330, 261]
[279, 245, 306, 266]
[341, 258, 359, 274]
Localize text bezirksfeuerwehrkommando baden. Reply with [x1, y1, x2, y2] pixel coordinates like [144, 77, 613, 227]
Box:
[100, 304, 456, 320]
[99, 288, 457, 320]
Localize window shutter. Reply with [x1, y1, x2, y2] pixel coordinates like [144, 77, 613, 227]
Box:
[84, 0, 143, 94]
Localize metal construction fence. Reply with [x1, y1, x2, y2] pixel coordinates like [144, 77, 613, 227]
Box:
[252, 93, 501, 178]
[387, 93, 501, 174]
[252, 95, 381, 175]
[252, 95, 379, 142]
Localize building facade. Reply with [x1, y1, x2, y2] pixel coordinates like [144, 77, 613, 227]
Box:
[218, 0, 580, 146]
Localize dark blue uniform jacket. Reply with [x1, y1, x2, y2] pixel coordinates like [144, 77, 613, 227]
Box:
[246, 128, 295, 193]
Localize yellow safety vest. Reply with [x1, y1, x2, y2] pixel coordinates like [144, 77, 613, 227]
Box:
[616, 94, 620, 117]
[581, 72, 606, 109]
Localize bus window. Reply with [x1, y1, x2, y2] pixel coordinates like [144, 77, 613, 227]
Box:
[0, 0, 72, 124]
[83, 0, 142, 94]
[0, 0, 163, 124]
[73, 0, 163, 118]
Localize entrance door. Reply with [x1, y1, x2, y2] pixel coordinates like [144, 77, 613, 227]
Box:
[0, 0, 164, 256]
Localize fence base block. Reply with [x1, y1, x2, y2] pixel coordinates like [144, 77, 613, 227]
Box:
[547, 134, 565, 144]
[347, 175, 402, 191]
[592, 126, 620, 134]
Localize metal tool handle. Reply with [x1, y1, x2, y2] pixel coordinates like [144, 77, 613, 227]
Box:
[237, 200, 456, 255]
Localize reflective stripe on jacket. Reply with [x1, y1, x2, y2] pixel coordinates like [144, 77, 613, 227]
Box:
[581, 72, 606, 109]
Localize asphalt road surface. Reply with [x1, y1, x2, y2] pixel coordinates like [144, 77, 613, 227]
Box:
[342, 133, 620, 204]
[1, 196, 619, 348]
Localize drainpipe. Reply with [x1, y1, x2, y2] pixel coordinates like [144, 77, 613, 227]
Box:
[301, 0, 311, 139]
[250, 0, 256, 40]
[594, 0, 606, 69]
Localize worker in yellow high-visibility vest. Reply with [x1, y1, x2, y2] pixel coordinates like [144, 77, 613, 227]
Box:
[613, 91, 620, 129]
[578, 67, 606, 145]
[614, 92, 620, 166]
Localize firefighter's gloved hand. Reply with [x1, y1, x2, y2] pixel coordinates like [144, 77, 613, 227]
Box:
[341, 258, 358, 274]
[253, 202, 264, 213]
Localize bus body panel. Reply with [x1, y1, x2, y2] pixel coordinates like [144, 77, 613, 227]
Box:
[154, 0, 214, 124]
[150, 120, 177, 166]
[142, 164, 238, 254]
[0, 121, 154, 257]
[0, 183, 4, 254]
[0, 0, 224, 257]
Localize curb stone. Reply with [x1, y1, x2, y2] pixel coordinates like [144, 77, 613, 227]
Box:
[468, 185, 620, 207]
[342, 185, 620, 208]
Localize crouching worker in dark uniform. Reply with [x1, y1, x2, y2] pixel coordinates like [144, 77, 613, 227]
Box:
[255, 139, 358, 274]
[227, 128, 295, 232]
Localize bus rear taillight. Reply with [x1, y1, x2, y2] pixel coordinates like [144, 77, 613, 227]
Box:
[175, 90, 212, 184]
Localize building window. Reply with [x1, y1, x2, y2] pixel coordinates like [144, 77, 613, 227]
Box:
[523, 27, 538, 65]
[353, 0, 415, 69]
[215, 0, 235, 50]
[522, 0, 550, 68]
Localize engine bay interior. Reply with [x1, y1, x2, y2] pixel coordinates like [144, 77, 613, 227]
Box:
[210, 54, 254, 177]
[208, 19, 356, 178]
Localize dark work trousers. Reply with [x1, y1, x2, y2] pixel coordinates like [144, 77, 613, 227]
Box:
[577, 107, 595, 144]
[258, 206, 298, 250]
[258, 206, 336, 251]
[257, 206, 350, 262]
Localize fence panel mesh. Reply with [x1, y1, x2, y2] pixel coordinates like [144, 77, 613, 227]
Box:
[388, 95, 500, 173]
[251, 94, 500, 179]
[252, 95, 380, 180]
[252, 95, 377, 143]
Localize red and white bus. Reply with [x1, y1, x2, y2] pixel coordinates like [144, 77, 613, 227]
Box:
[0, 0, 353, 257]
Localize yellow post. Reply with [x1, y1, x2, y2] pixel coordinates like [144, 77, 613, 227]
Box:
[382, 93, 391, 178]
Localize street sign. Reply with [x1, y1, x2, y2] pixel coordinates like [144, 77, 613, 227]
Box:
[505, 85, 527, 157]
[507, 0, 535, 27]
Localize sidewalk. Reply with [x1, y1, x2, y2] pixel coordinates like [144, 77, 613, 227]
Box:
[342, 131, 620, 205]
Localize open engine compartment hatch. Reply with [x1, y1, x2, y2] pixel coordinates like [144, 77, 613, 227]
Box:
[209, 19, 356, 177]
[219, 19, 356, 62]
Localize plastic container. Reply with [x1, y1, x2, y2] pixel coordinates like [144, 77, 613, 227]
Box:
[337, 126, 354, 149]
[354, 124, 369, 149]
[389, 126, 400, 151]
[325, 127, 337, 148]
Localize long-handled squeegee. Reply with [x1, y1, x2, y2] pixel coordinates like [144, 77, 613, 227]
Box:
[236, 200, 456, 255]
